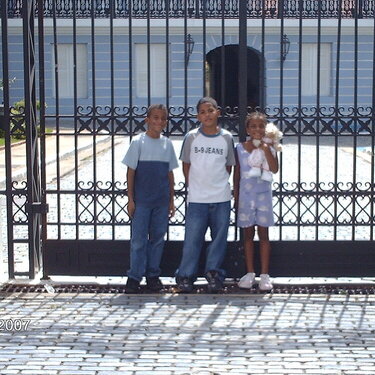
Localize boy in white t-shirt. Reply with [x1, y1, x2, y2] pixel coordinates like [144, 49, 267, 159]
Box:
[175, 97, 236, 293]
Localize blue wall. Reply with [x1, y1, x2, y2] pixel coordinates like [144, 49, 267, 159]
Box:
[2, 29, 374, 116]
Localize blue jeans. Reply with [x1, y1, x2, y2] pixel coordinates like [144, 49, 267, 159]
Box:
[127, 205, 169, 282]
[176, 201, 231, 281]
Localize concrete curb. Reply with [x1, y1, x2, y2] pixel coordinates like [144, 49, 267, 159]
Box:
[0, 134, 119, 188]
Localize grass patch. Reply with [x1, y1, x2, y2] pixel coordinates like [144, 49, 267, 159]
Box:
[0, 137, 24, 147]
[0, 128, 52, 147]
[0, 137, 23, 147]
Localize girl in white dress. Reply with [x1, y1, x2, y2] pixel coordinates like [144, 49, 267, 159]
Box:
[233, 112, 280, 291]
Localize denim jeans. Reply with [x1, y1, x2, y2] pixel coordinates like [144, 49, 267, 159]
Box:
[176, 201, 231, 281]
[127, 204, 169, 282]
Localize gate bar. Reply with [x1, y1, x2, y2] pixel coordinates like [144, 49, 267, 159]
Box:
[238, 0, 247, 142]
[37, 0, 48, 279]
[22, 0, 41, 278]
[1, 0, 15, 278]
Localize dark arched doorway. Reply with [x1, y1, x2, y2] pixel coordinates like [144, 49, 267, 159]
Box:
[205, 45, 263, 111]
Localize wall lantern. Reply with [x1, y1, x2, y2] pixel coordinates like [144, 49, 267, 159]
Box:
[281, 34, 290, 61]
[185, 34, 195, 65]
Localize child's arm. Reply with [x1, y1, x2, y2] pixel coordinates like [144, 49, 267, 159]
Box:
[168, 171, 175, 217]
[233, 149, 240, 208]
[260, 143, 279, 173]
[126, 167, 136, 218]
[182, 162, 190, 187]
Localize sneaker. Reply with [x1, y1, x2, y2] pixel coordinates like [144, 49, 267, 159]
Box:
[146, 276, 163, 292]
[176, 277, 193, 293]
[206, 270, 223, 293]
[125, 277, 141, 294]
[259, 274, 273, 291]
[238, 272, 256, 289]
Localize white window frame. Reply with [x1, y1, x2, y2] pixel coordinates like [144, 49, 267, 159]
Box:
[135, 44, 168, 98]
[52, 43, 88, 99]
[302, 43, 331, 96]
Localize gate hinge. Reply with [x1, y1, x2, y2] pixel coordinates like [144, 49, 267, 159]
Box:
[26, 202, 49, 214]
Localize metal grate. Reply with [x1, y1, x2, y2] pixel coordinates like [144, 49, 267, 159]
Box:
[1, 283, 375, 295]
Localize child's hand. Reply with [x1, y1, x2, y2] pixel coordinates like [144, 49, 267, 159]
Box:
[259, 142, 270, 152]
[127, 199, 135, 218]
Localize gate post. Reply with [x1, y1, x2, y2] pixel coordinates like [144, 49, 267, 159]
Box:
[238, 0, 247, 142]
[1, 0, 15, 278]
[22, 0, 43, 278]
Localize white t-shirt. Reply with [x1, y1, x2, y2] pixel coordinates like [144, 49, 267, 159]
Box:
[180, 127, 236, 203]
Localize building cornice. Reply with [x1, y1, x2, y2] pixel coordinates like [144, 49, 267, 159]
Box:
[4, 18, 374, 36]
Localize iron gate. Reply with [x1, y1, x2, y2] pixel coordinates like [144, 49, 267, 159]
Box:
[1, 0, 375, 279]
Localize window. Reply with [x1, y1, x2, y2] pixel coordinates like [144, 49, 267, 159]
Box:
[135, 44, 167, 98]
[52, 44, 87, 98]
[302, 43, 331, 96]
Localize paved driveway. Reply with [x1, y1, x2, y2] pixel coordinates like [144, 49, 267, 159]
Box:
[0, 291, 374, 374]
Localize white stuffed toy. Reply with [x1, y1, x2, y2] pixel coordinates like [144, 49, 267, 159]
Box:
[248, 122, 283, 182]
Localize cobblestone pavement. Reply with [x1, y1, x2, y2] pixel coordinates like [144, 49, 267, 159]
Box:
[1, 134, 375, 374]
[0, 291, 375, 375]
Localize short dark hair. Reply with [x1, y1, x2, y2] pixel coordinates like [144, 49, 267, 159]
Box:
[245, 111, 268, 128]
[147, 104, 168, 117]
[196, 97, 218, 112]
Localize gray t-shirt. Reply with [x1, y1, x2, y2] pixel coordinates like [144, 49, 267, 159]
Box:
[123, 133, 178, 207]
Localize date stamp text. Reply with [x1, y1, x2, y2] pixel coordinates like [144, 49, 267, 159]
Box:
[0, 319, 31, 331]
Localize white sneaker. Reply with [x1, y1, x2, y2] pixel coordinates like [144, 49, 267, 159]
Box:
[238, 272, 256, 289]
[259, 274, 273, 291]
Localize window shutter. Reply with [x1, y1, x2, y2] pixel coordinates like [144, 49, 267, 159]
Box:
[302, 43, 331, 96]
[136, 44, 167, 98]
[53, 44, 87, 99]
